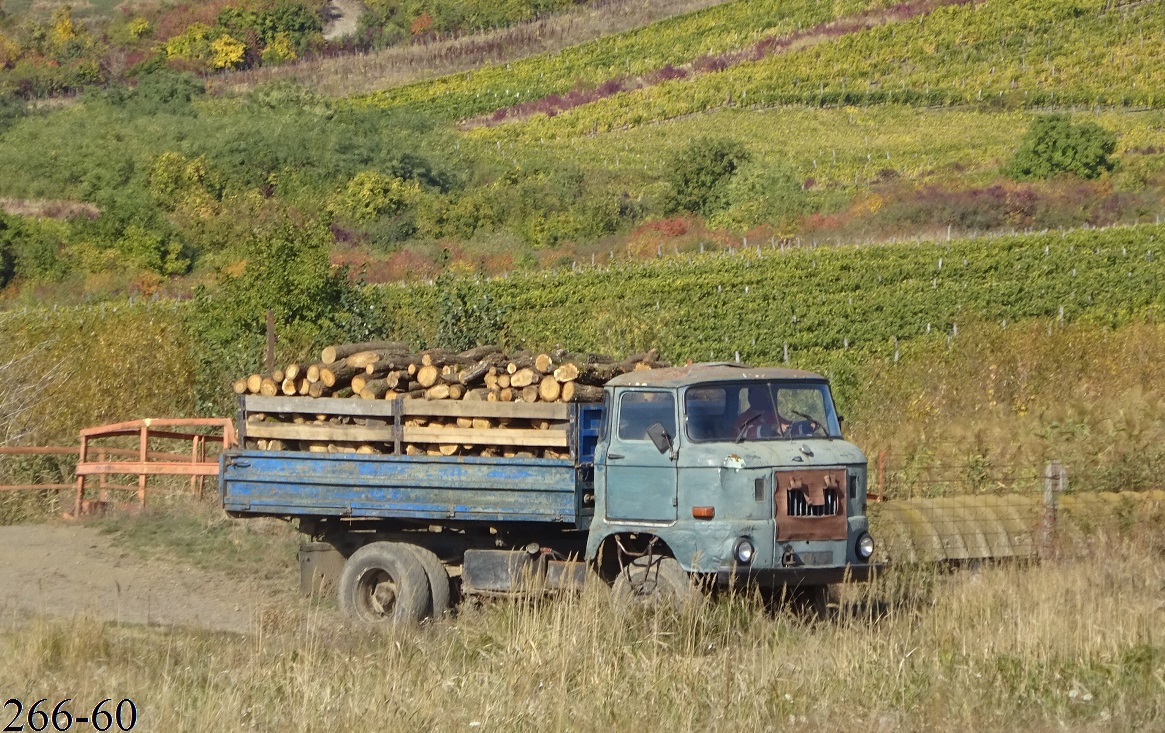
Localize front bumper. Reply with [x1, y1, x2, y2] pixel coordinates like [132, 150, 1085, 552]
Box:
[713, 562, 881, 588]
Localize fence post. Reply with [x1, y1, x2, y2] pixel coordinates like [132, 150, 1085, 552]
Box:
[73, 436, 88, 517]
[138, 425, 149, 507]
[1042, 460, 1065, 560]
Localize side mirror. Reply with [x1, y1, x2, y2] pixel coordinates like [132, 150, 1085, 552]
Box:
[646, 422, 674, 455]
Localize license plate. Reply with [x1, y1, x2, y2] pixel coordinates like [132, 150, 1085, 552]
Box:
[798, 551, 833, 566]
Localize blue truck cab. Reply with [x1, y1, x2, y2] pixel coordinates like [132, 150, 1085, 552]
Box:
[221, 363, 874, 622]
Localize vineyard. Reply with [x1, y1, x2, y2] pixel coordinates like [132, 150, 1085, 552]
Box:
[362, 0, 1165, 129]
[378, 223, 1165, 363]
[360, 0, 896, 119]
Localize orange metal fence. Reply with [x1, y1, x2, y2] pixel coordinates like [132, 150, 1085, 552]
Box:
[0, 417, 238, 514]
[70, 418, 237, 516]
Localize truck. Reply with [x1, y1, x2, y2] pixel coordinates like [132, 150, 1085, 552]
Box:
[220, 363, 876, 622]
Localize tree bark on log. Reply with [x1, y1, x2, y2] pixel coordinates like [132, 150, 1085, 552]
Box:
[320, 362, 361, 388]
[360, 379, 390, 400]
[561, 382, 604, 403]
[458, 345, 502, 361]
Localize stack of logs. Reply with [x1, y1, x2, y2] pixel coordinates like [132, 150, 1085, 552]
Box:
[234, 342, 666, 458]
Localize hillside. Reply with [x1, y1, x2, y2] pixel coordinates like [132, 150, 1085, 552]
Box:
[2, 0, 1164, 301]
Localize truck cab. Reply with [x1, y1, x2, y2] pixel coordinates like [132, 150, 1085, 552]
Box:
[588, 363, 874, 599]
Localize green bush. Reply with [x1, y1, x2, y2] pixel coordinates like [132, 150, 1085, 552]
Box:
[664, 137, 750, 217]
[186, 215, 388, 414]
[1005, 114, 1118, 181]
[714, 161, 810, 230]
[0, 215, 13, 288]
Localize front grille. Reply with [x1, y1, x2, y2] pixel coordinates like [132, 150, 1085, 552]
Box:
[787, 487, 840, 517]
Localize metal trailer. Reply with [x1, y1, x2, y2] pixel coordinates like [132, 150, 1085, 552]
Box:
[220, 363, 876, 622]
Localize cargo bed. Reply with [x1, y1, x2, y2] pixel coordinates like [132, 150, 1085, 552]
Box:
[220, 396, 602, 527]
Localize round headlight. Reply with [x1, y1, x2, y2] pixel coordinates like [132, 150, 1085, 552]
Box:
[734, 538, 755, 565]
[856, 533, 875, 561]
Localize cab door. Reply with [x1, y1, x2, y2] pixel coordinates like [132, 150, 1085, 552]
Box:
[603, 389, 678, 523]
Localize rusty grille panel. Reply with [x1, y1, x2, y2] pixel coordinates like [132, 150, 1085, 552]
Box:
[775, 468, 848, 541]
[787, 487, 840, 517]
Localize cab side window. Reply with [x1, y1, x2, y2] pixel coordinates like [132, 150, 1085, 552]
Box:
[617, 391, 676, 441]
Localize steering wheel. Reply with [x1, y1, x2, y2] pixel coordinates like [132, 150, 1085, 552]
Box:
[735, 413, 762, 442]
[789, 410, 826, 437]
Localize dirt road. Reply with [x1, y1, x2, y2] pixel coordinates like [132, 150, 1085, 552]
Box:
[0, 524, 280, 633]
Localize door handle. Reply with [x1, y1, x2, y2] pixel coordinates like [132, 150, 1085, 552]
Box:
[607, 453, 625, 460]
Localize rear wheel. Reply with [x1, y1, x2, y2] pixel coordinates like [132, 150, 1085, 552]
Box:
[402, 544, 451, 619]
[338, 542, 430, 624]
[612, 556, 701, 610]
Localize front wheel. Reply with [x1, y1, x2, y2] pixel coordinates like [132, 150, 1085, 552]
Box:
[612, 556, 702, 611]
[338, 542, 431, 624]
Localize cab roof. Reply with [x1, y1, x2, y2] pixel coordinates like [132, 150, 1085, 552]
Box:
[605, 362, 827, 390]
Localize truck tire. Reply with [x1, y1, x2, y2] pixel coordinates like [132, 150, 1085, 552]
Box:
[338, 542, 430, 624]
[612, 556, 702, 611]
[402, 544, 451, 619]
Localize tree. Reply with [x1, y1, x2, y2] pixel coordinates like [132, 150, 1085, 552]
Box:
[664, 137, 750, 216]
[0, 214, 13, 288]
[1005, 115, 1118, 181]
[186, 216, 386, 414]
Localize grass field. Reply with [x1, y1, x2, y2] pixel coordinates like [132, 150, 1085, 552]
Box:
[2, 514, 1162, 733]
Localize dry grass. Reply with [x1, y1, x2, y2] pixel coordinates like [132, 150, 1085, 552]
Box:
[2, 525, 1162, 732]
[207, 0, 734, 98]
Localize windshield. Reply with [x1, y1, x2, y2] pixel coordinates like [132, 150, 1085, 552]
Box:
[684, 381, 842, 442]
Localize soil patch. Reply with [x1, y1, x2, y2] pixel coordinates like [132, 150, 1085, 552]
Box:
[0, 523, 282, 633]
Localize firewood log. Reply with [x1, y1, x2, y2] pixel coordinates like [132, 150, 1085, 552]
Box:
[260, 377, 279, 396]
[285, 363, 301, 381]
[360, 379, 390, 400]
[426, 384, 451, 400]
[539, 376, 561, 402]
[351, 374, 369, 394]
[497, 373, 511, 389]
[306, 364, 322, 383]
[561, 382, 604, 403]
[534, 353, 554, 374]
[510, 368, 537, 388]
[281, 377, 298, 395]
[321, 341, 408, 364]
[366, 355, 422, 375]
[320, 362, 361, 388]
[458, 345, 502, 361]
[233, 378, 249, 395]
[519, 385, 540, 403]
[416, 364, 440, 388]
[246, 374, 264, 394]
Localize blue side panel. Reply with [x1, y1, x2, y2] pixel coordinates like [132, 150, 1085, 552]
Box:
[575, 404, 604, 466]
[221, 451, 578, 523]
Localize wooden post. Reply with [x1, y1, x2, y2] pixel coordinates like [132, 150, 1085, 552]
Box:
[73, 436, 88, 517]
[138, 425, 149, 507]
[876, 450, 886, 498]
[1042, 460, 1065, 560]
[190, 435, 199, 497]
[98, 450, 108, 504]
[265, 310, 276, 374]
